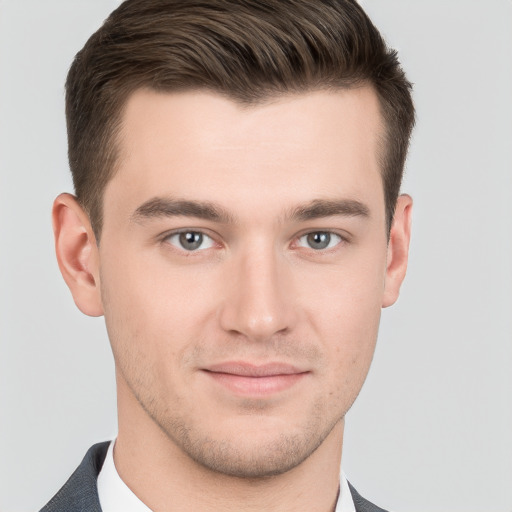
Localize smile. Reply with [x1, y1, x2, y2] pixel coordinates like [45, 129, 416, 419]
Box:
[202, 362, 310, 396]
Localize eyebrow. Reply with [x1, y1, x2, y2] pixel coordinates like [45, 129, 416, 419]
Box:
[131, 196, 370, 225]
[131, 197, 235, 224]
[288, 198, 370, 222]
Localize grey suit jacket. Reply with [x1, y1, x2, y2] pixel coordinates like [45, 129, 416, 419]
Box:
[39, 442, 389, 512]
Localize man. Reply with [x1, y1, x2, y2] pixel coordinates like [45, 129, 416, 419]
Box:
[41, 0, 414, 510]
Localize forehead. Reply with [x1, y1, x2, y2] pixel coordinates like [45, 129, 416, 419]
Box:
[105, 87, 385, 223]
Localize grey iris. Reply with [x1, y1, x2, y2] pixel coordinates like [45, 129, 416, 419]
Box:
[307, 232, 331, 250]
[179, 232, 203, 251]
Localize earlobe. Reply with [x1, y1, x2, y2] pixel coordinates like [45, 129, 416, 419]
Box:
[382, 194, 413, 308]
[52, 193, 104, 317]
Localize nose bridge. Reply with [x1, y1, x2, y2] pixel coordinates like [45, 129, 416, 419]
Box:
[219, 240, 295, 341]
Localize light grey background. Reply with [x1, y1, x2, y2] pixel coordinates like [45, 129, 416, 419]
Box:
[1, 1, 511, 511]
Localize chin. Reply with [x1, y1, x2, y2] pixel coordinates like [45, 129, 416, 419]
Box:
[159, 411, 341, 479]
[180, 433, 321, 478]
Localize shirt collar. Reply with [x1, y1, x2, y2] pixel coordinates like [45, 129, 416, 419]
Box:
[97, 440, 152, 512]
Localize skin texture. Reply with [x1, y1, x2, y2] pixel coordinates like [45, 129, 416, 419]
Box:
[53, 87, 412, 512]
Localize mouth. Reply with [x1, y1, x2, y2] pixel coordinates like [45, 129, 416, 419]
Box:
[201, 362, 310, 397]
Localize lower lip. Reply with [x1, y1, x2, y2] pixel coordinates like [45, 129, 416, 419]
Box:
[203, 371, 307, 396]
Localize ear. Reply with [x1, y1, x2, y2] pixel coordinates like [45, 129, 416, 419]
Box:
[52, 193, 104, 316]
[382, 194, 413, 308]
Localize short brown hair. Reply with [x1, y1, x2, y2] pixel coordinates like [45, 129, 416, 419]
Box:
[66, 0, 414, 238]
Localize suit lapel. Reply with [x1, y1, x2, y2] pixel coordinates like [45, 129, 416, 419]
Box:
[39, 441, 109, 512]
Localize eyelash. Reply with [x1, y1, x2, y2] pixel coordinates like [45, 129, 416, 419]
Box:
[161, 229, 348, 254]
[162, 230, 217, 253]
[295, 231, 344, 251]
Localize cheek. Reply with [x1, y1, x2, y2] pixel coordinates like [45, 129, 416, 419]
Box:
[98, 248, 219, 371]
[99, 251, 172, 362]
[301, 251, 386, 340]
[328, 297, 380, 382]
[318, 297, 381, 416]
[298, 251, 386, 391]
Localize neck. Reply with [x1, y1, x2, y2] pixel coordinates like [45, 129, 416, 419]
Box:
[114, 374, 344, 512]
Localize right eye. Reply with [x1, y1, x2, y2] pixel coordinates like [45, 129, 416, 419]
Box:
[164, 231, 215, 252]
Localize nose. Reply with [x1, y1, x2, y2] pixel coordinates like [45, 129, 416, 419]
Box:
[218, 246, 297, 342]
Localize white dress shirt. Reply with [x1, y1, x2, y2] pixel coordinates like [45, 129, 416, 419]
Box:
[98, 440, 356, 512]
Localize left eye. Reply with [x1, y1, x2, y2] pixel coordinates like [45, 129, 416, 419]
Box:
[297, 232, 342, 250]
[165, 231, 215, 252]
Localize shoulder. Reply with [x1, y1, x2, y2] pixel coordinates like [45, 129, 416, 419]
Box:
[39, 441, 110, 512]
[349, 481, 390, 512]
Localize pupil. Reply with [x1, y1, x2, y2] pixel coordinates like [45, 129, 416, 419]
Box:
[180, 232, 202, 250]
[307, 232, 330, 250]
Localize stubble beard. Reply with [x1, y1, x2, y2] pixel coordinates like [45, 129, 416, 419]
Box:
[111, 338, 351, 480]
[138, 390, 342, 479]
[110, 333, 346, 479]
[103, 281, 350, 480]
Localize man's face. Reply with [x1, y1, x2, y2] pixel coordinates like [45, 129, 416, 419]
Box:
[93, 88, 400, 477]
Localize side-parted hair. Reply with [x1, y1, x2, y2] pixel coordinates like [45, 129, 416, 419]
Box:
[66, 0, 414, 238]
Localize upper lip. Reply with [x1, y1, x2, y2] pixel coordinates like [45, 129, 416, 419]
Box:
[204, 362, 307, 377]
